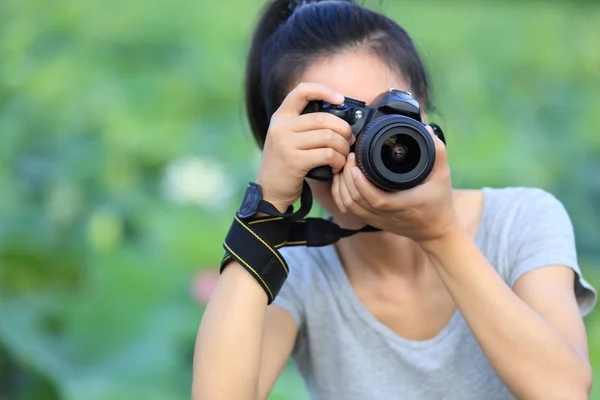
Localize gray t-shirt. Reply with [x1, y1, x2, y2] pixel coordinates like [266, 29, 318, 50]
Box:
[273, 187, 597, 400]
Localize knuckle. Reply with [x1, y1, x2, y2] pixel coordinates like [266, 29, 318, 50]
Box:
[274, 136, 288, 150]
[269, 127, 286, 144]
[269, 111, 280, 124]
[350, 190, 361, 202]
[372, 198, 387, 209]
[340, 121, 353, 136]
[268, 126, 280, 140]
[313, 112, 326, 125]
[435, 136, 445, 150]
[438, 145, 448, 161]
[348, 201, 361, 214]
[340, 140, 351, 155]
[268, 119, 283, 136]
[296, 82, 309, 95]
[342, 195, 353, 208]
[337, 202, 349, 214]
[323, 129, 335, 142]
[325, 148, 337, 163]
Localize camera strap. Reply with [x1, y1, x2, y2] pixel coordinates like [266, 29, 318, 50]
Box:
[220, 181, 380, 303]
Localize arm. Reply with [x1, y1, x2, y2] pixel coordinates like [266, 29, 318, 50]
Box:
[193, 82, 354, 399]
[421, 227, 592, 400]
[332, 136, 593, 399]
[192, 262, 298, 400]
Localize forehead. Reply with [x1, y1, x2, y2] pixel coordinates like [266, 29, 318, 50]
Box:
[294, 49, 410, 106]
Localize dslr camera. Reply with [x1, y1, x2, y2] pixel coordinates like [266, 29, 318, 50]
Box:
[302, 89, 446, 191]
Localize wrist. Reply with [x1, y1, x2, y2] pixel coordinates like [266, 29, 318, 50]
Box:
[417, 219, 468, 257]
[260, 198, 293, 214]
[254, 181, 297, 215]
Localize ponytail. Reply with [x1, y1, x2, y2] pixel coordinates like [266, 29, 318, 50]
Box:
[245, 0, 295, 149]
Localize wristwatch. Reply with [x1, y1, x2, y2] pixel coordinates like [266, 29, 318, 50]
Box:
[236, 181, 312, 220]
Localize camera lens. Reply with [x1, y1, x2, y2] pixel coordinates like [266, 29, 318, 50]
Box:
[380, 135, 421, 174]
[354, 115, 436, 191]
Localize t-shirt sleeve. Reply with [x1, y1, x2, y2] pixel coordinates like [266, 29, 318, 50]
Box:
[271, 247, 308, 327]
[509, 188, 597, 316]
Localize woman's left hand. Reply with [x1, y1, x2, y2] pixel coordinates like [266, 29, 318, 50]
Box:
[331, 126, 460, 244]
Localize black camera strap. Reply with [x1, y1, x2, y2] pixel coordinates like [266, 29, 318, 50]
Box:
[220, 181, 380, 303]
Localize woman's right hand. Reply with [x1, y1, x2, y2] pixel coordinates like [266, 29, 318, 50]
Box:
[256, 82, 356, 212]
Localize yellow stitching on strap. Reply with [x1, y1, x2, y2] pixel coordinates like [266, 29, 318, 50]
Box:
[223, 242, 274, 302]
[235, 216, 289, 275]
[284, 240, 307, 245]
[248, 217, 284, 225]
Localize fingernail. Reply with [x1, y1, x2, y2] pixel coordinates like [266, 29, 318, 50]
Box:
[334, 94, 345, 103]
[351, 167, 359, 179]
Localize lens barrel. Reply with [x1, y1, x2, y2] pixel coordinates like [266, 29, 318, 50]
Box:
[355, 115, 436, 191]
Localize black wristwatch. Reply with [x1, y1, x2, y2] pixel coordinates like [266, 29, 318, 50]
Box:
[236, 181, 312, 220]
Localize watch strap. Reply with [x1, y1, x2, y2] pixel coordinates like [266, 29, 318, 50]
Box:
[237, 181, 313, 221]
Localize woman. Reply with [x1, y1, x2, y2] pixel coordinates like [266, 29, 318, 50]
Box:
[193, 1, 597, 399]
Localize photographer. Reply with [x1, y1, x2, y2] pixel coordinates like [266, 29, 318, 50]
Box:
[193, 1, 596, 399]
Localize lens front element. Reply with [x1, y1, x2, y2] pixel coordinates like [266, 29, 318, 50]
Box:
[355, 115, 436, 191]
[381, 135, 421, 174]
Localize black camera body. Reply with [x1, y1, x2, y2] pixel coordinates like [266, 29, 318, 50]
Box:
[302, 89, 445, 191]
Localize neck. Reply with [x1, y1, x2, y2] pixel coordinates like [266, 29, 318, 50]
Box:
[334, 226, 429, 280]
[329, 189, 483, 279]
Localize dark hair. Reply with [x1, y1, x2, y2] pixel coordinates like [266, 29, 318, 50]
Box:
[246, 0, 432, 148]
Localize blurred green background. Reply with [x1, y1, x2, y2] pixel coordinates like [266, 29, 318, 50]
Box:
[0, 0, 599, 399]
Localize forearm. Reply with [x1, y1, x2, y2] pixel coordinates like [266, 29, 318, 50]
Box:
[193, 262, 268, 400]
[420, 226, 591, 400]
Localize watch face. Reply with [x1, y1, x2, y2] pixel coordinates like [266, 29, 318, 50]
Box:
[236, 182, 262, 219]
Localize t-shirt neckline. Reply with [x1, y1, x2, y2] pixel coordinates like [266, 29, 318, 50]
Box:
[318, 188, 491, 349]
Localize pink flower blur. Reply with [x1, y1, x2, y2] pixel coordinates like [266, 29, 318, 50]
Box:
[191, 269, 220, 304]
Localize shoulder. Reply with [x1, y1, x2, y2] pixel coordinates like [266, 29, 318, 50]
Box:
[479, 186, 571, 232]
[475, 187, 576, 278]
[480, 187, 597, 314]
[482, 186, 564, 209]
[478, 186, 577, 278]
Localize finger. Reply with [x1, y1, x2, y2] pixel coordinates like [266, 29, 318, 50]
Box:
[339, 174, 374, 221]
[293, 113, 354, 144]
[339, 170, 355, 211]
[299, 147, 347, 175]
[342, 153, 374, 211]
[278, 82, 344, 117]
[425, 125, 448, 164]
[293, 129, 351, 157]
[331, 173, 347, 213]
[423, 124, 450, 180]
[350, 166, 395, 210]
[425, 124, 435, 137]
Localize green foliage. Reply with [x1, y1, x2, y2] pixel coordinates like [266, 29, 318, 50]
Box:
[0, 1, 598, 399]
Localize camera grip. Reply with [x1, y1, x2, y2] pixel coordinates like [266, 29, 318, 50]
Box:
[307, 165, 333, 182]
